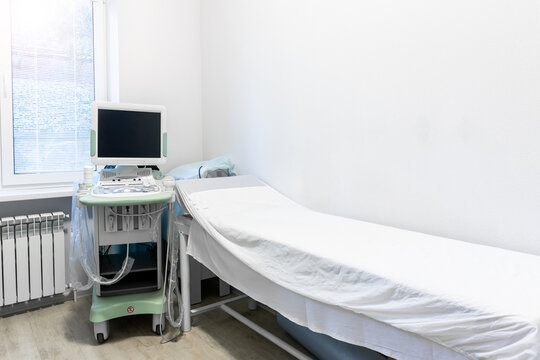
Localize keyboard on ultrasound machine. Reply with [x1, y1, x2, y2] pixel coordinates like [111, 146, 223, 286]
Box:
[92, 168, 161, 197]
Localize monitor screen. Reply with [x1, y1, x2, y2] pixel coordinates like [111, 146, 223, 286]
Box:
[91, 102, 166, 166]
[97, 109, 161, 158]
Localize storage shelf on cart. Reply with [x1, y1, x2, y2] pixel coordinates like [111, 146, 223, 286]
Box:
[99, 270, 159, 297]
[99, 251, 157, 276]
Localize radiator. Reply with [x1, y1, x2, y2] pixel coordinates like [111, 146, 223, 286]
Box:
[0, 212, 66, 306]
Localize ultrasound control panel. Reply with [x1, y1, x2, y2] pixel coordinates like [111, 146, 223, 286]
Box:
[92, 168, 161, 197]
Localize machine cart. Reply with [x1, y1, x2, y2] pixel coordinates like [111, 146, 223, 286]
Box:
[80, 186, 173, 343]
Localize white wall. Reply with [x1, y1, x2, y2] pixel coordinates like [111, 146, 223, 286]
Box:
[109, 0, 203, 172]
[201, 0, 540, 255]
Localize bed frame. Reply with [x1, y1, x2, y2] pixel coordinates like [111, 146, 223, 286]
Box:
[176, 216, 313, 360]
[171, 177, 477, 360]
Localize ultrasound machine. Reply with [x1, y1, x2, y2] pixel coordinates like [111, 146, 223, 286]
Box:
[76, 102, 181, 344]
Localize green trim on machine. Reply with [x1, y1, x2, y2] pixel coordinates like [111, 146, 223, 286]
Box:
[79, 190, 172, 206]
[163, 132, 167, 157]
[90, 129, 96, 156]
[90, 286, 165, 323]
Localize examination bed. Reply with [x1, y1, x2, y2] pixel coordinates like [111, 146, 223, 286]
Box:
[175, 175, 540, 360]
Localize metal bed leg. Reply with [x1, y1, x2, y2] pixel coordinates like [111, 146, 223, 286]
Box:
[189, 257, 202, 304]
[219, 279, 230, 297]
[220, 305, 312, 360]
[180, 231, 191, 332]
[248, 298, 258, 311]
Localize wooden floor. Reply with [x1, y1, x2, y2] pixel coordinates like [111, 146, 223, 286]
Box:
[0, 292, 313, 360]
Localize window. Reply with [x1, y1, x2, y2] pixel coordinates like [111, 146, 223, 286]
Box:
[0, 0, 106, 186]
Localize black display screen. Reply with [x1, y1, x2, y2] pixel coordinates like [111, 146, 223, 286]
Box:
[97, 109, 161, 158]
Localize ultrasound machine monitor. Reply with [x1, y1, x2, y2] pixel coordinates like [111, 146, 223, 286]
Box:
[90, 102, 167, 196]
[91, 102, 167, 166]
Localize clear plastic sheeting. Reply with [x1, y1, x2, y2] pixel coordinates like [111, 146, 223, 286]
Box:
[69, 180, 164, 293]
[69, 180, 134, 292]
[166, 228, 181, 328]
[69, 181, 94, 292]
[158, 218, 186, 343]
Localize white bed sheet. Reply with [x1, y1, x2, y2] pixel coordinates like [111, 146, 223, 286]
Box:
[188, 219, 468, 360]
[176, 176, 540, 360]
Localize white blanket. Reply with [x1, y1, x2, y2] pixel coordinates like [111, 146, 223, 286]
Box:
[178, 176, 540, 360]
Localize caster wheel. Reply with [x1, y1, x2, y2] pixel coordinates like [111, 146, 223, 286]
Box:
[96, 333, 106, 344]
[152, 313, 165, 334]
[154, 324, 165, 335]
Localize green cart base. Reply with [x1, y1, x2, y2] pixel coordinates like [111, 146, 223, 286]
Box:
[90, 286, 166, 344]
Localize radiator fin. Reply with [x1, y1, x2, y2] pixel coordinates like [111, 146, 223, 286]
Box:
[0, 212, 66, 307]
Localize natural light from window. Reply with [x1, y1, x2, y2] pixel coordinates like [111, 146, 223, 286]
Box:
[11, 0, 94, 174]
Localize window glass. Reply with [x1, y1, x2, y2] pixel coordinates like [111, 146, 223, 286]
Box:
[11, 0, 94, 174]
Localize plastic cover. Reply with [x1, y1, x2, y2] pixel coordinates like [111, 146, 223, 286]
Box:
[70, 181, 164, 292]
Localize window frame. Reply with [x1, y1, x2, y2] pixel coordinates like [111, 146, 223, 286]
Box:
[0, 0, 107, 187]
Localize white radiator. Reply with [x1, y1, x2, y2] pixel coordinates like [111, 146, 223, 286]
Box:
[0, 212, 66, 306]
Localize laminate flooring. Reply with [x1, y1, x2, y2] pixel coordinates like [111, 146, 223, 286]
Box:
[0, 291, 313, 360]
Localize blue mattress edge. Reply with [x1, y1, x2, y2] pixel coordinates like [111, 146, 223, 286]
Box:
[276, 313, 387, 360]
